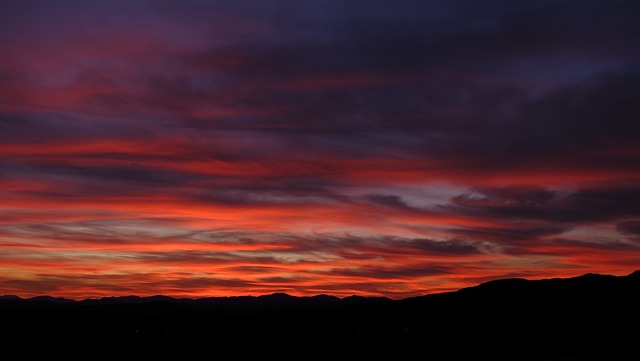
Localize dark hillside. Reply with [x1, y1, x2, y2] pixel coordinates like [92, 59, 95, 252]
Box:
[2, 271, 640, 360]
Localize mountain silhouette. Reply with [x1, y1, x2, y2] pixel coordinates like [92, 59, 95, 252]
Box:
[2, 271, 640, 360]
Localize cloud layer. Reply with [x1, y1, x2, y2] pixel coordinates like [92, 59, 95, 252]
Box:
[1, 0, 639, 299]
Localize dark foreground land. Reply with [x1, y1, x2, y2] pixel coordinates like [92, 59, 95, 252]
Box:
[2, 271, 640, 360]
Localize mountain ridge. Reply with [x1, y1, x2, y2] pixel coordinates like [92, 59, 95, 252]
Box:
[3, 270, 640, 360]
[2, 269, 638, 306]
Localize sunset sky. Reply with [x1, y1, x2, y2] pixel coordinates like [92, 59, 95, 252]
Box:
[1, 0, 639, 300]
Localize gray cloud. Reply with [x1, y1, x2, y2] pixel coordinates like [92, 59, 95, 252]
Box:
[450, 184, 640, 224]
[617, 221, 640, 236]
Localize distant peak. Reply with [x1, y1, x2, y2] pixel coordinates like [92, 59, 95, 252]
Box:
[575, 272, 607, 279]
[310, 294, 340, 300]
[263, 292, 294, 298]
[626, 270, 640, 279]
[28, 296, 75, 304]
[0, 295, 22, 300]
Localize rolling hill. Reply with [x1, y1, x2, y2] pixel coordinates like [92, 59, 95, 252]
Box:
[2, 271, 639, 360]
